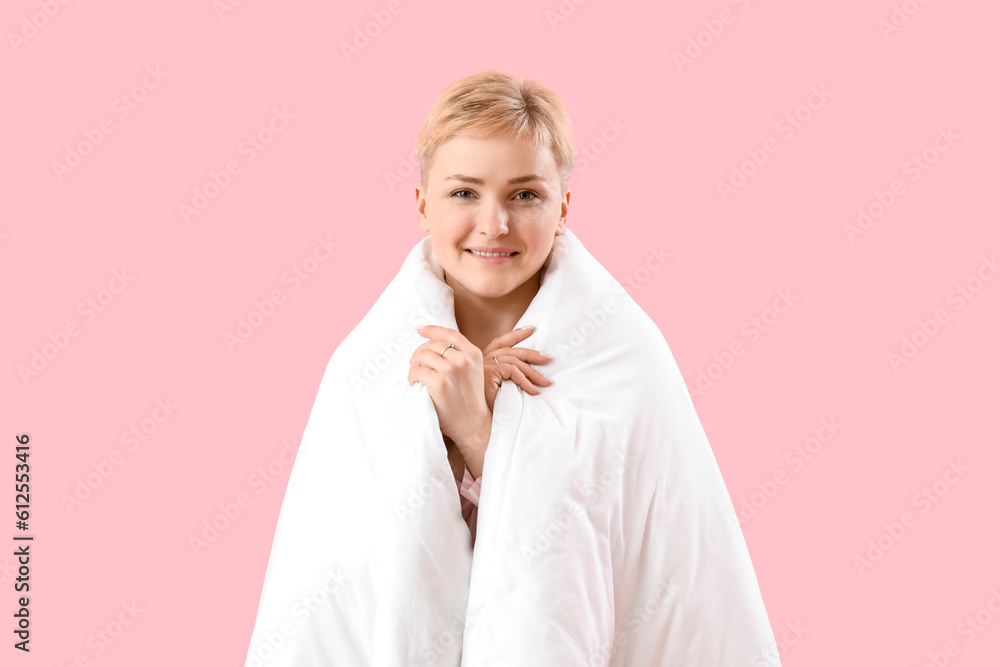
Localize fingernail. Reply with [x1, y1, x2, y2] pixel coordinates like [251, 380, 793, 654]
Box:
[517, 326, 534, 331]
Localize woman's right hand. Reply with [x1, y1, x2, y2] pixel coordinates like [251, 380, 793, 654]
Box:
[480, 326, 553, 412]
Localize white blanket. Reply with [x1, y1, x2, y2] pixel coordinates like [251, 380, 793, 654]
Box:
[243, 228, 780, 666]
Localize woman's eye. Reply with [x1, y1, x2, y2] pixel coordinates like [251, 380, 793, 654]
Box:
[450, 190, 539, 200]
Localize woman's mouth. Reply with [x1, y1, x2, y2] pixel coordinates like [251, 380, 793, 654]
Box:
[465, 249, 518, 264]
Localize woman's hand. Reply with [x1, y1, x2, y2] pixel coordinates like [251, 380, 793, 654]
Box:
[481, 327, 552, 412]
[409, 325, 493, 475]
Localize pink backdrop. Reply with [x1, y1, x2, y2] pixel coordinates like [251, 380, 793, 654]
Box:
[2, 1, 998, 665]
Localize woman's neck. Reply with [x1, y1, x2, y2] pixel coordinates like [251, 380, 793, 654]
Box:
[447, 268, 543, 351]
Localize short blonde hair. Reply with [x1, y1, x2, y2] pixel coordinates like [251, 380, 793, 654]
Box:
[415, 70, 576, 195]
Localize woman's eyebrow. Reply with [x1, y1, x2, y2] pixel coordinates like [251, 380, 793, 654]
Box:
[444, 174, 545, 185]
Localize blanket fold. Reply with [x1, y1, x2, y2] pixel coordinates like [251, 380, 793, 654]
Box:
[243, 228, 779, 666]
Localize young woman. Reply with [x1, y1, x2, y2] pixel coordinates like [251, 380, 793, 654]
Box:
[407, 70, 573, 549]
[244, 70, 780, 667]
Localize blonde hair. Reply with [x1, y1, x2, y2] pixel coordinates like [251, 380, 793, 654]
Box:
[415, 70, 576, 195]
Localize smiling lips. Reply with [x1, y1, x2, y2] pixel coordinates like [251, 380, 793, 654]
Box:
[465, 248, 518, 264]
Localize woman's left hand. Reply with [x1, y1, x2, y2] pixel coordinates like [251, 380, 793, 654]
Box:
[408, 325, 492, 458]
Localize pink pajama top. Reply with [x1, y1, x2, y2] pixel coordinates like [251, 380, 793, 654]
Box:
[457, 466, 483, 548]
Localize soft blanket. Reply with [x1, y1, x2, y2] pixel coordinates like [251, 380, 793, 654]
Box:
[243, 228, 779, 666]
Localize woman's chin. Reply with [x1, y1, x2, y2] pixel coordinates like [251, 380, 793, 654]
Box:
[445, 264, 530, 300]
[455, 277, 518, 300]
[470, 284, 517, 299]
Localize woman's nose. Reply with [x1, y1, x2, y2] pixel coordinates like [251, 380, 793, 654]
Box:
[475, 200, 509, 236]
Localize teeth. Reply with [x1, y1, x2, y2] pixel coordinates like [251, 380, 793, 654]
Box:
[469, 250, 514, 257]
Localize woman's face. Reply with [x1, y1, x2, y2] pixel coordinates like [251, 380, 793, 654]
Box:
[416, 134, 570, 301]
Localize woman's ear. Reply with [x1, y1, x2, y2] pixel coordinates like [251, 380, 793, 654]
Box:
[416, 187, 429, 232]
[555, 191, 570, 234]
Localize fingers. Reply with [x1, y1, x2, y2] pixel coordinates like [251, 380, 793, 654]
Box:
[410, 337, 483, 368]
[490, 346, 551, 365]
[515, 348, 552, 365]
[415, 325, 553, 395]
[487, 363, 539, 395]
[495, 355, 551, 387]
[483, 326, 536, 354]
[509, 365, 540, 395]
[491, 344, 552, 382]
[407, 364, 429, 387]
[415, 324, 469, 347]
[414, 325, 481, 359]
[409, 347, 448, 377]
[411, 346, 483, 380]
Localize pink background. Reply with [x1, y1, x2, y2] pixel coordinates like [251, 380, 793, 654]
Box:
[2, 0, 998, 665]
